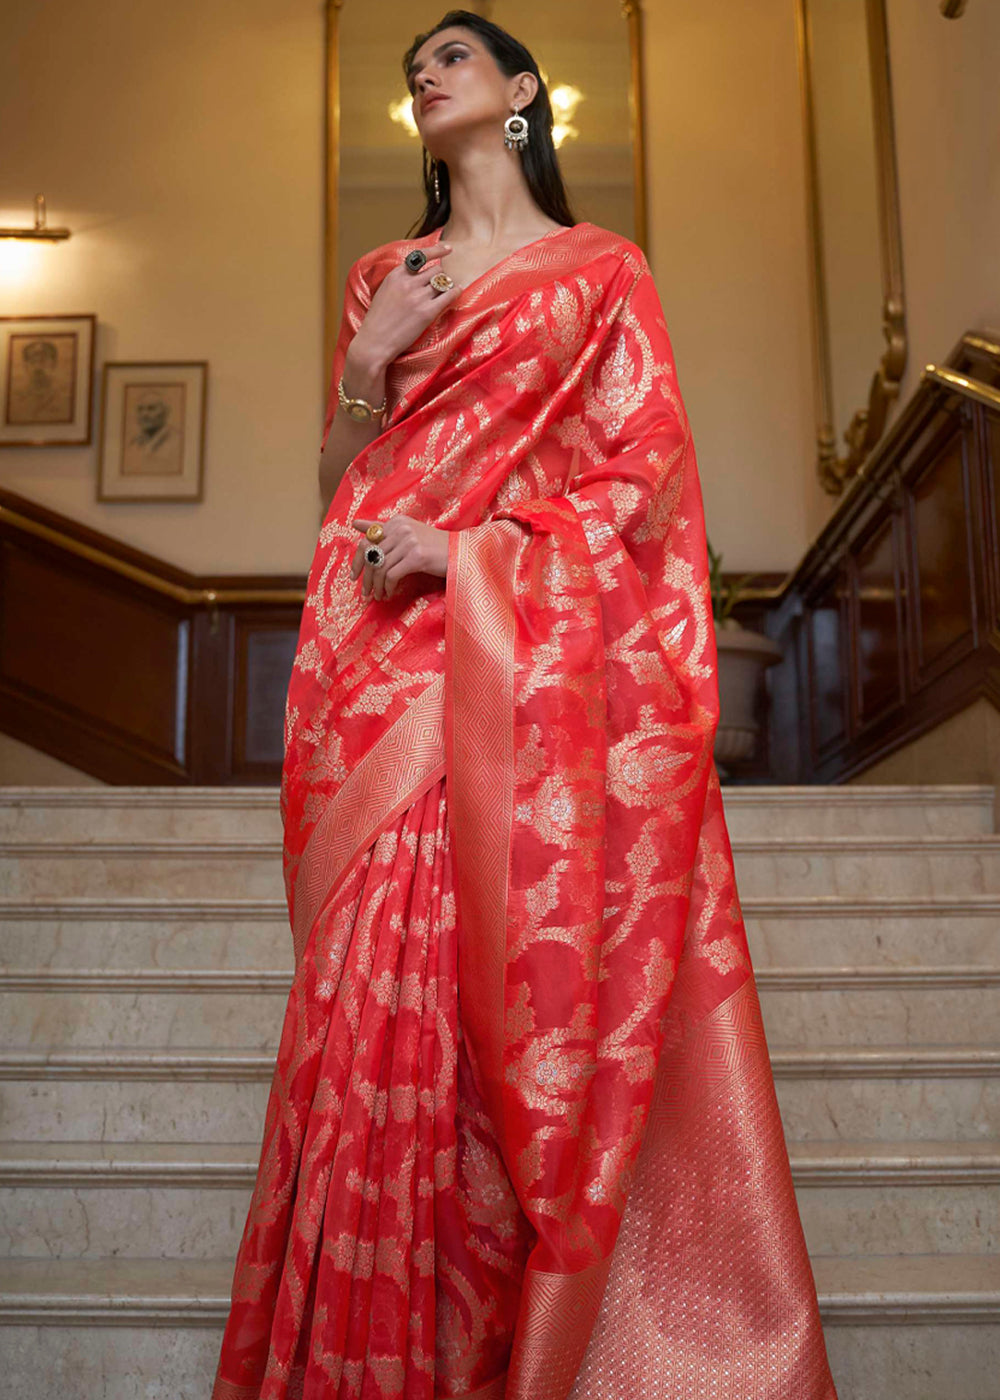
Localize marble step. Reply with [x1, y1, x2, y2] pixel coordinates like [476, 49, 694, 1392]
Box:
[0, 783, 992, 842]
[0, 1257, 997, 1400]
[0, 899, 293, 971]
[0, 976, 290, 1050]
[7, 833, 1000, 899]
[720, 785, 995, 839]
[0, 787, 283, 842]
[731, 836, 1000, 897]
[2, 1045, 998, 1144]
[2, 965, 998, 1050]
[773, 1046, 1000, 1141]
[2, 1140, 997, 1262]
[746, 895, 1000, 968]
[4, 894, 999, 972]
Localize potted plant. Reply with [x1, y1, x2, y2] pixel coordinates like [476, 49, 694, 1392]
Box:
[707, 541, 783, 772]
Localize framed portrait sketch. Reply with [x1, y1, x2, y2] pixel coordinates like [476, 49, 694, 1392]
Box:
[98, 361, 207, 502]
[0, 313, 96, 447]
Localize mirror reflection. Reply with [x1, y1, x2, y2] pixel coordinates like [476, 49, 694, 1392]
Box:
[335, 0, 638, 320]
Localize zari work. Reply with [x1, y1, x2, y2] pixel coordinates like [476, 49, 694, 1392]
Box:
[212, 221, 838, 1399]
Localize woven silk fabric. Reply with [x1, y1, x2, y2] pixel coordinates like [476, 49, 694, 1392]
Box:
[212, 222, 838, 1399]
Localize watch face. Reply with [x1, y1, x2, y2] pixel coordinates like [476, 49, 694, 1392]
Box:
[347, 401, 373, 422]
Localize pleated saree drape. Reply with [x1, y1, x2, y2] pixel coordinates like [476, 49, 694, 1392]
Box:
[212, 221, 838, 1400]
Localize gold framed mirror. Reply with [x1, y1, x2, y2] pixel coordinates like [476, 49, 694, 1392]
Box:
[323, 0, 648, 387]
[796, 0, 907, 495]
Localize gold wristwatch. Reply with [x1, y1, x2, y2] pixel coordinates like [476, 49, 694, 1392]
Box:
[338, 375, 387, 424]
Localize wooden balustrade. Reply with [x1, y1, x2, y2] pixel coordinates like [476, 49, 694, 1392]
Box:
[0, 491, 305, 784]
[765, 331, 1000, 782]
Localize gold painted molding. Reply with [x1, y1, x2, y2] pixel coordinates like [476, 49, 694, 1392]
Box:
[796, 0, 907, 495]
[922, 364, 1000, 412]
[0, 504, 306, 607]
[323, 2, 649, 392]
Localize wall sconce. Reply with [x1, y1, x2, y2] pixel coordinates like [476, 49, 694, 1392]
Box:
[0, 194, 70, 242]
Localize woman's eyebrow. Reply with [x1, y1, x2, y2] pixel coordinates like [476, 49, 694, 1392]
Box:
[407, 40, 469, 85]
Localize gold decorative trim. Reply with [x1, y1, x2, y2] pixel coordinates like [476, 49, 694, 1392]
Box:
[445, 522, 519, 1124]
[324, 0, 345, 394]
[922, 364, 1000, 413]
[0, 503, 305, 606]
[796, 0, 907, 494]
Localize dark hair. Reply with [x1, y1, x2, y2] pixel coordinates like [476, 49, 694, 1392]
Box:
[401, 9, 577, 238]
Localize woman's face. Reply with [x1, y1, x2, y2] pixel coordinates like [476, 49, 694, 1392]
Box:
[406, 26, 534, 155]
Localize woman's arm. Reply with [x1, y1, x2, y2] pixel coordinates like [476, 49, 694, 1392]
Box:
[319, 242, 461, 512]
[318, 337, 391, 511]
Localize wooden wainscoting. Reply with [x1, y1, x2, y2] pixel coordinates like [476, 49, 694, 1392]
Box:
[0, 490, 305, 785]
[768, 331, 1000, 782]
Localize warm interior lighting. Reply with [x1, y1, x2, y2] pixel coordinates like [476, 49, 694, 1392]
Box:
[0, 238, 47, 287]
[388, 96, 419, 137]
[387, 76, 584, 149]
[0, 194, 71, 242]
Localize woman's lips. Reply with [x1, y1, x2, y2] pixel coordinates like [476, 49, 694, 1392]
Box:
[422, 95, 449, 112]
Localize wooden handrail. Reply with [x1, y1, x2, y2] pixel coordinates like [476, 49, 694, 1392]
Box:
[0, 494, 306, 607]
[922, 364, 1000, 413]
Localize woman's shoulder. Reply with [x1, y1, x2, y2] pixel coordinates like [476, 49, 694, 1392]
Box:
[566, 221, 650, 277]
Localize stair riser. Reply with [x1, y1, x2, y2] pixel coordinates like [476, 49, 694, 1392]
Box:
[825, 1322, 1000, 1400]
[4, 1178, 996, 1262]
[0, 1080, 271, 1144]
[7, 844, 1000, 899]
[759, 985, 1000, 1047]
[3, 1073, 996, 1145]
[748, 915, 1000, 969]
[3, 982, 994, 1051]
[0, 991, 289, 1050]
[0, 1185, 252, 1261]
[776, 1077, 1000, 1142]
[0, 856, 285, 900]
[722, 797, 994, 839]
[0, 803, 282, 843]
[797, 1183, 1000, 1256]
[1, 788, 990, 843]
[733, 848, 1000, 897]
[0, 1327, 226, 1400]
[1, 1319, 997, 1400]
[2, 914, 995, 974]
[0, 919, 293, 971]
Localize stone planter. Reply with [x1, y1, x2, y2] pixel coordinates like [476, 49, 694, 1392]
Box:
[714, 618, 783, 771]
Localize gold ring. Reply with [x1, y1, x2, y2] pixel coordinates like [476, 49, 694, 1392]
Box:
[429, 272, 455, 295]
[365, 523, 385, 543]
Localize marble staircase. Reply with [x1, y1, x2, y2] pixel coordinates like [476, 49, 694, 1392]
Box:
[0, 785, 998, 1399]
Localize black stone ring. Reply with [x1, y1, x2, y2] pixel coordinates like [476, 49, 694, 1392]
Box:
[364, 544, 386, 568]
[404, 249, 428, 274]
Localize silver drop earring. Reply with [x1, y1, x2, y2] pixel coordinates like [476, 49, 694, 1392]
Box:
[503, 105, 529, 152]
[433, 159, 441, 202]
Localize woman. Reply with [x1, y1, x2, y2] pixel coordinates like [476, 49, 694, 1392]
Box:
[212, 10, 838, 1399]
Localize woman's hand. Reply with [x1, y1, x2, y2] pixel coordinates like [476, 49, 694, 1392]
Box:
[350, 516, 449, 601]
[350, 244, 463, 370]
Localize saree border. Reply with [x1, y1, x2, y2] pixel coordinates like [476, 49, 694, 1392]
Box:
[444, 521, 520, 1123]
[291, 675, 446, 968]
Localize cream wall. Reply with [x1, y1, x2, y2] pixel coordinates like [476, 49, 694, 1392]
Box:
[0, 1, 996, 581]
[0, 0, 324, 575]
[885, 0, 1000, 403]
[642, 1, 825, 572]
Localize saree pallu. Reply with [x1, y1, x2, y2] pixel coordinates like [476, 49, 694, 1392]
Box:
[212, 221, 837, 1399]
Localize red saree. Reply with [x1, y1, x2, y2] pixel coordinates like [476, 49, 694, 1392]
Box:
[212, 221, 837, 1399]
